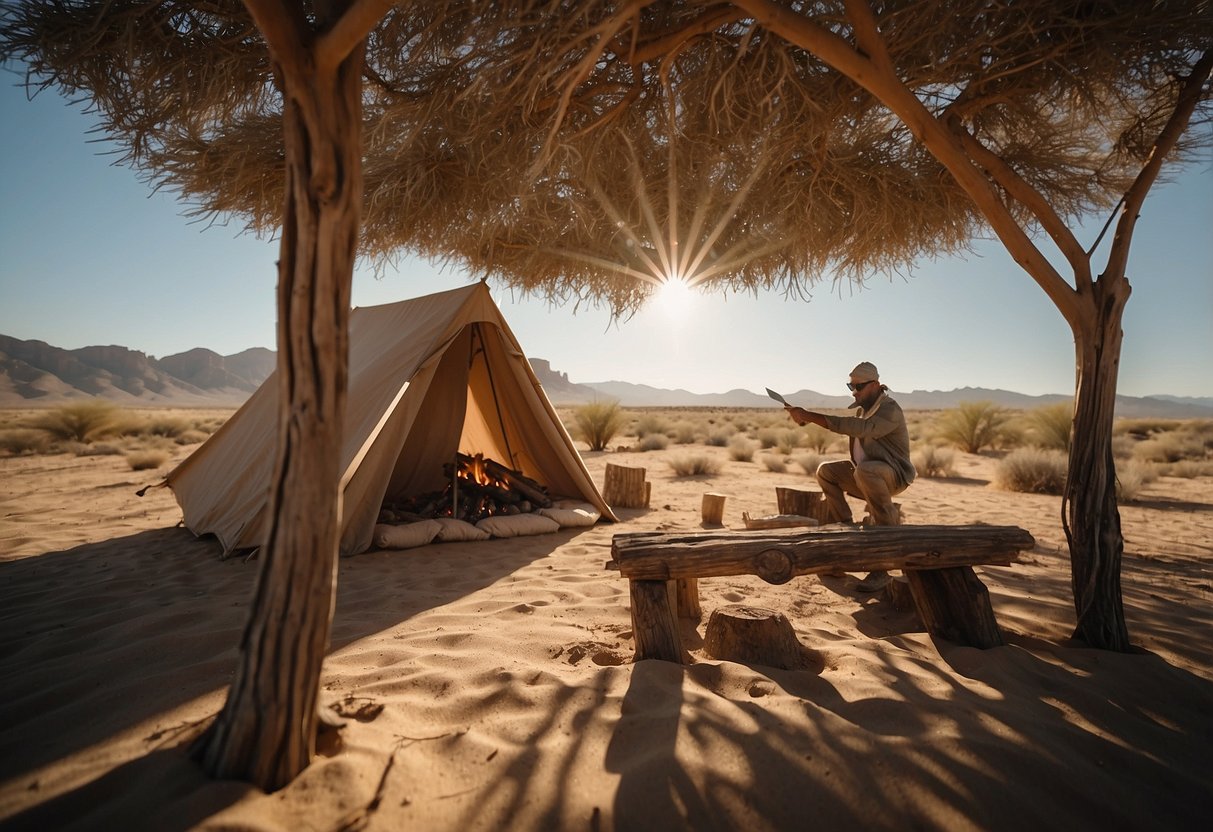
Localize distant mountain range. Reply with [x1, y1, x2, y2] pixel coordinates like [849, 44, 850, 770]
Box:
[0, 334, 275, 407]
[3, 335, 1210, 419]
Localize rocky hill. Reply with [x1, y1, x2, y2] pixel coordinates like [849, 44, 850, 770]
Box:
[0, 334, 274, 407]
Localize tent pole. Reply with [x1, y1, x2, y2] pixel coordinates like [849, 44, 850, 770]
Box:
[474, 323, 517, 469]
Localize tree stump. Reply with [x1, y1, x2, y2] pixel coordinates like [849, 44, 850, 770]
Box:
[603, 463, 649, 508]
[776, 486, 822, 518]
[704, 605, 807, 670]
[701, 492, 727, 525]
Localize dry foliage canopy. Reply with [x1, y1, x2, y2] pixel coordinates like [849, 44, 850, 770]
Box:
[4, 1, 1210, 315]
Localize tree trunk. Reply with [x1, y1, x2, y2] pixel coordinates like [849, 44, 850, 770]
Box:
[1064, 275, 1131, 651]
[194, 42, 365, 789]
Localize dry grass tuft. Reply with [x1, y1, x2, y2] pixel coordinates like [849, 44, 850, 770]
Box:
[126, 450, 170, 470]
[793, 453, 824, 477]
[761, 455, 787, 473]
[667, 454, 722, 477]
[933, 401, 1013, 453]
[995, 448, 1067, 494]
[28, 401, 122, 443]
[0, 429, 53, 456]
[912, 445, 957, 478]
[570, 401, 625, 452]
[727, 436, 756, 462]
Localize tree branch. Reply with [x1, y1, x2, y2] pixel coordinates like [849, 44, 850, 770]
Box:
[731, 0, 1084, 329]
[241, 0, 309, 79]
[630, 5, 745, 65]
[1105, 49, 1213, 282]
[317, 0, 395, 72]
[946, 118, 1092, 287]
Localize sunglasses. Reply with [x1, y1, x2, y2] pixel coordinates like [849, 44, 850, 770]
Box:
[846, 380, 877, 392]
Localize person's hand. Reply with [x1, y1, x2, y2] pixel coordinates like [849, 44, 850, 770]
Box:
[786, 406, 809, 426]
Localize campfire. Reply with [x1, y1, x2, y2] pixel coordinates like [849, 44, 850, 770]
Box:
[378, 452, 552, 525]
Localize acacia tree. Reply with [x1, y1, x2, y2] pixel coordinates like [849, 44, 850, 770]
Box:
[4, 0, 1209, 790]
[380, 0, 1210, 651]
[718, 0, 1212, 650]
[3, 0, 391, 788]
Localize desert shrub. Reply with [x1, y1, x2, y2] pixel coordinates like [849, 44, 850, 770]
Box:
[75, 441, 125, 457]
[571, 401, 625, 452]
[774, 429, 801, 455]
[0, 429, 53, 455]
[911, 445, 957, 478]
[799, 424, 835, 453]
[671, 421, 699, 444]
[793, 453, 824, 476]
[142, 415, 192, 438]
[126, 450, 170, 470]
[637, 433, 669, 452]
[934, 401, 1012, 453]
[994, 448, 1067, 494]
[1114, 459, 1155, 501]
[28, 401, 123, 442]
[1111, 434, 1137, 459]
[1023, 403, 1073, 450]
[761, 454, 787, 473]
[634, 414, 668, 439]
[175, 429, 211, 445]
[727, 436, 756, 462]
[1133, 432, 1205, 463]
[705, 428, 734, 446]
[667, 454, 722, 477]
[1164, 460, 1213, 478]
[755, 427, 780, 449]
[1114, 418, 1181, 438]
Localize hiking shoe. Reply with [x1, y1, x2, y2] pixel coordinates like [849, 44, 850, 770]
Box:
[856, 570, 891, 592]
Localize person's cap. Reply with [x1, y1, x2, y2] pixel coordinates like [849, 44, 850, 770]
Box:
[850, 362, 880, 383]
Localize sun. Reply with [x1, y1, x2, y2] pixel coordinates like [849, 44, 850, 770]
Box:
[652, 275, 697, 322]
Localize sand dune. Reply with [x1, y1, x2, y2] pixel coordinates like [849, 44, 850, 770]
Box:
[1, 442, 1210, 830]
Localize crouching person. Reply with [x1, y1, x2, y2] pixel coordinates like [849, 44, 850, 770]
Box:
[785, 362, 916, 591]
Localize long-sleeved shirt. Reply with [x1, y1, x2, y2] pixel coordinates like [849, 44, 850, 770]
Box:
[823, 392, 916, 489]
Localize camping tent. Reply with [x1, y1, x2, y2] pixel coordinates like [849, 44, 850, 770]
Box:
[166, 282, 615, 555]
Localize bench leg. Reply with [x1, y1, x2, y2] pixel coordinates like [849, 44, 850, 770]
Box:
[905, 566, 1004, 649]
[675, 577, 702, 620]
[629, 579, 684, 662]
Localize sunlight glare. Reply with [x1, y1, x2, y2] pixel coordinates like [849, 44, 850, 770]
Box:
[653, 275, 697, 324]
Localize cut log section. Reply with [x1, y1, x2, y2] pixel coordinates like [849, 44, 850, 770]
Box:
[603, 463, 649, 509]
[701, 492, 727, 525]
[777, 485, 839, 524]
[705, 605, 808, 670]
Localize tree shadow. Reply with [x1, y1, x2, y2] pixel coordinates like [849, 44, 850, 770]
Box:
[599, 630, 1213, 830]
[0, 525, 570, 785]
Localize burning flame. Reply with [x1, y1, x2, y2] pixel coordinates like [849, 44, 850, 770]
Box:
[457, 453, 501, 488]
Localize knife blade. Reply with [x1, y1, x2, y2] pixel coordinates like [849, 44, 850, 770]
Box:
[765, 387, 790, 406]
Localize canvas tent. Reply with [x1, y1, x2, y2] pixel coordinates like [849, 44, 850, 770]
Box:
[166, 282, 615, 556]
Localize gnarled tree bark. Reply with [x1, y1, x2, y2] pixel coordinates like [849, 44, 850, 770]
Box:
[192, 0, 380, 790]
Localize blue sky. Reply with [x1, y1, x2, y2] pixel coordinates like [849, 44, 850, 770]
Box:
[1, 76, 1210, 399]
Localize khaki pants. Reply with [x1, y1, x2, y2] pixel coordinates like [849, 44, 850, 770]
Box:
[816, 459, 905, 526]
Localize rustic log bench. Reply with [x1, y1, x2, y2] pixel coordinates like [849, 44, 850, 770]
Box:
[609, 524, 1036, 663]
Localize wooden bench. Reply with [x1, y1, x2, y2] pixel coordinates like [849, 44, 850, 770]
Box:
[610, 524, 1036, 663]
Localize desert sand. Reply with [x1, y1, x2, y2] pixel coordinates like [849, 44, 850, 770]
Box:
[1, 437, 1211, 831]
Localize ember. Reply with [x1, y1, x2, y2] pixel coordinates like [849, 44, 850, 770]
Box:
[378, 453, 552, 524]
